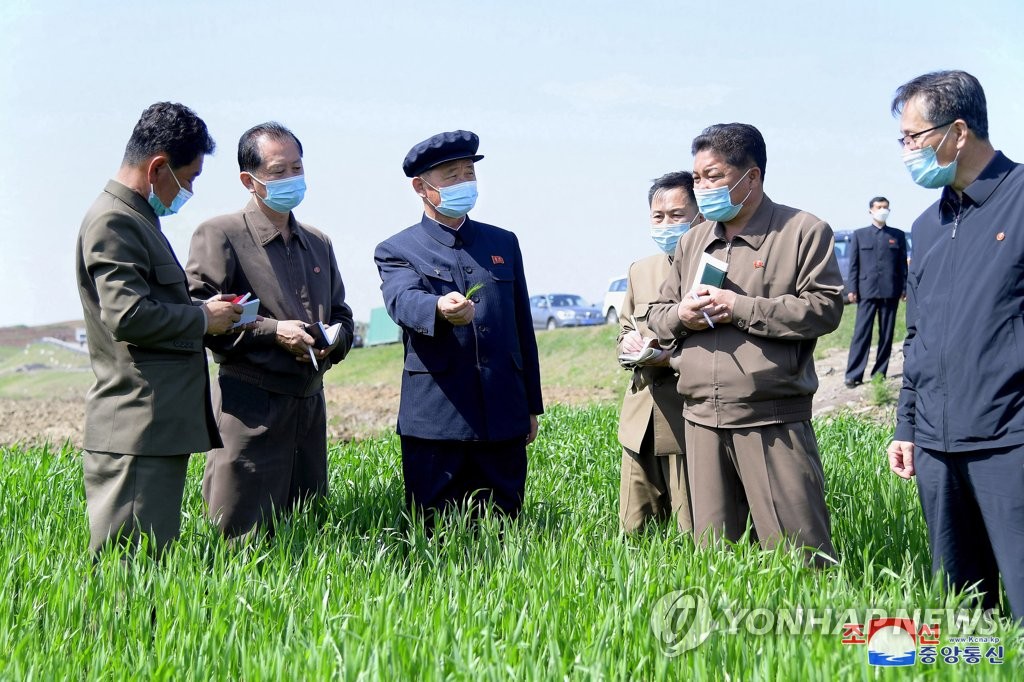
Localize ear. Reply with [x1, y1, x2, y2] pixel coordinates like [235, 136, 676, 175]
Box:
[411, 177, 428, 199]
[146, 155, 168, 185]
[240, 171, 256, 193]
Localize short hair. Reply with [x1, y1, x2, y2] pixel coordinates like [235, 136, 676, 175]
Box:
[691, 123, 767, 179]
[869, 196, 889, 208]
[122, 102, 215, 168]
[891, 70, 988, 141]
[648, 171, 695, 206]
[237, 121, 304, 173]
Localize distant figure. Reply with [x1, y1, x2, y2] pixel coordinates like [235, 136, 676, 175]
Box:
[75, 102, 242, 555]
[648, 123, 843, 565]
[843, 196, 908, 388]
[887, 69, 1024, 622]
[186, 122, 354, 539]
[374, 130, 543, 525]
[616, 171, 695, 533]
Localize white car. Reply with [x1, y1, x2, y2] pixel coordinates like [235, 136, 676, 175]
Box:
[602, 276, 627, 324]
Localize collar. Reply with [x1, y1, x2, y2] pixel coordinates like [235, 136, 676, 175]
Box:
[105, 179, 159, 228]
[698, 194, 776, 252]
[244, 198, 309, 249]
[420, 213, 476, 247]
[950, 150, 1015, 209]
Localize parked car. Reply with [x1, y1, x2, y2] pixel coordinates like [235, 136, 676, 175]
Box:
[602, 276, 627, 324]
[833, 229, 854, 302]
[529, 293, 605, 330]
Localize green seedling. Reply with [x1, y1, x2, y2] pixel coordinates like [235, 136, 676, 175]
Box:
[465, 282, 485, 298]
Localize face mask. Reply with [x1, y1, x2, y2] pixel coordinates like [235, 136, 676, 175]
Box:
[251, 173, 306, 213]
[871, 208, 890, 224]
[902, 126, 959, 189]
[423, 179, 478, 218]
[650, 222, 690, 254]
[693, 168, 753, 222]
[148, 164, 192, 217]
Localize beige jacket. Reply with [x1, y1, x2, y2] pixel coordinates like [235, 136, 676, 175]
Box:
[616, 254, 687, 454]
[647, 195, 843, 428]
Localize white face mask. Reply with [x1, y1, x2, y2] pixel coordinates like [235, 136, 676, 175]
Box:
[871, 208, 890, 224]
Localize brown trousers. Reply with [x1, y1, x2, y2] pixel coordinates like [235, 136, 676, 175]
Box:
[684, 420, 836, 565]
[82, 451, 189, 555]
[619, 428, 692, 533]
[203, 375, 328, 538]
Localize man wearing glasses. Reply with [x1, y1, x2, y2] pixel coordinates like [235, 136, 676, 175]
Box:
[887, 70, 1024, 622]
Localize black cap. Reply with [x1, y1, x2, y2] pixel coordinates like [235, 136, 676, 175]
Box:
[402, 130, 484, 178]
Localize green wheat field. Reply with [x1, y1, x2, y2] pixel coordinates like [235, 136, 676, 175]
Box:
[1, 309, 1020, 680]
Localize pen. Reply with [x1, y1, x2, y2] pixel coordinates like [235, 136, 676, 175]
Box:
[692, 292, 714, 328]
[308, 346, 319, 371]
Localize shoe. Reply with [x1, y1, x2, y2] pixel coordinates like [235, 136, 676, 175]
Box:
[844, 380, 862, 388]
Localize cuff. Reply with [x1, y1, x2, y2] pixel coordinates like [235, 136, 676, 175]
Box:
[731, 294, 755, 332]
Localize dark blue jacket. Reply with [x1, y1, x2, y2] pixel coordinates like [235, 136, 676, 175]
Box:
[896, 151, 1024, 451]
[375, 215, 543, 441]
[847, 224, 907, 299]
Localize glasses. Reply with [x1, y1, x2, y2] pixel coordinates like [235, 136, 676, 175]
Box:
[897, 120, 955, 148]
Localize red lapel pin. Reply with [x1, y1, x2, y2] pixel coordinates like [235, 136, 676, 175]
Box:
[753, 260, 765, 269]
[313, 266, 321, 273]
[492, 255, 505, 265]
[996, 232, 1006, 241]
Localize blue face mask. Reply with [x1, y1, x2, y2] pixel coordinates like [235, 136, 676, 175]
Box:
[424, 179, 478, 218]
[651, 222, 690, 254]
[251, 173, 306, 213]
[902, 126, 959, 189]
[148, 164, 192, 217]
[694, 168, 753, 223]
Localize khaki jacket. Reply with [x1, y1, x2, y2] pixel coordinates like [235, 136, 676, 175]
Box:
[75, 180, 220, 455]
[616, 253, 687, 455]
[647, 195, 843, 427]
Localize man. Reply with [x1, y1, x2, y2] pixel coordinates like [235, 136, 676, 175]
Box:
[186, 122, 354, 539]
[75, 102, 242, 554]
[843, 196, 908, 388]
[887, 70, 1024, 621]
[647, 123, 844, 565]
[374, 130, 543, 524]
[616, 171, 695, 533]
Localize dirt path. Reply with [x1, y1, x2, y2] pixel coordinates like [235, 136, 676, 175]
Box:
[0, 344, 901, 448]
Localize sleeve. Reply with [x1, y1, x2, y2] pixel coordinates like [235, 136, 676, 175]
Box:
[646, 245, 690, 348]
[83, 209, 206, 348]
[511, 233, 544, 415]
[729, 220, 844, 340]
[847, 229, 860, 297]
[616, 261, 638, 354]
[185, 220, 277, 357]
[374, 238, 440, 337]
[325, 243, 355, 363]
[898, 231, 909, 294]
[894, 251, 919, 442]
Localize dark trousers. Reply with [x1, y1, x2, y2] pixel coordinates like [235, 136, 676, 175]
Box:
[203, 375, 328, 538]
[845, 297, 899, 383]
[400, 436, 528, 522]
[915, 444, 1024, 622]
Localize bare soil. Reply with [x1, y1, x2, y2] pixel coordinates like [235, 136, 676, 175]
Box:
[0, 345, 900, 448]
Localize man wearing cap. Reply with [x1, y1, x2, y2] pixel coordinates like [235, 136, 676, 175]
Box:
[186, 122, 354, 539]
[374, 130, 543, 524]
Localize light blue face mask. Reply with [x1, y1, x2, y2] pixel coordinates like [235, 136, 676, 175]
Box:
[650, 222, 690, 254]
[902, 126, 959, 189]
[693, 168, 754, 223]
[424, 179, 478, 218]
[148, 164, 192, 217]
[251, 173, 306, 213]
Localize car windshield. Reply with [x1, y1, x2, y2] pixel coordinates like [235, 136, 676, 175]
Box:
[549, 295, 588, 307]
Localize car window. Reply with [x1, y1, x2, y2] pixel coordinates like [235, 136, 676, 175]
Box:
[552, 295, 587, 307]
[610, 278, 627, 292]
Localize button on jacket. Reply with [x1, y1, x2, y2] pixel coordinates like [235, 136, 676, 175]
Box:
[375, 215, 543, 441]
[848, 224, 908, 299]
[647, 196, 844, 427]
[186, 200, 354, 397]
[76, 180, 220, 455]
[896, 151, 1024, 451]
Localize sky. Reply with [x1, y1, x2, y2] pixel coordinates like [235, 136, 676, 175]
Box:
[1, 0, 1022, 328]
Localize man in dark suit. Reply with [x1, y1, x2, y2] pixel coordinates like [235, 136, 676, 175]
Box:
[374, 130, 543, 524]
[844, 196, 908, 388]
[75, 102, 243, 555]
[186, 122, 354, 539]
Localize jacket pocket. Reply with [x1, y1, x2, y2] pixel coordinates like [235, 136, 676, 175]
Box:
[417, 264, 454, 283]
[404, 350, 451, 374]
[153, 263, 186, 285]
[490, 266, 514, 283]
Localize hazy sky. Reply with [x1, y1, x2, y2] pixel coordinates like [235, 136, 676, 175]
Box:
[1, 0, 1022, 327]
